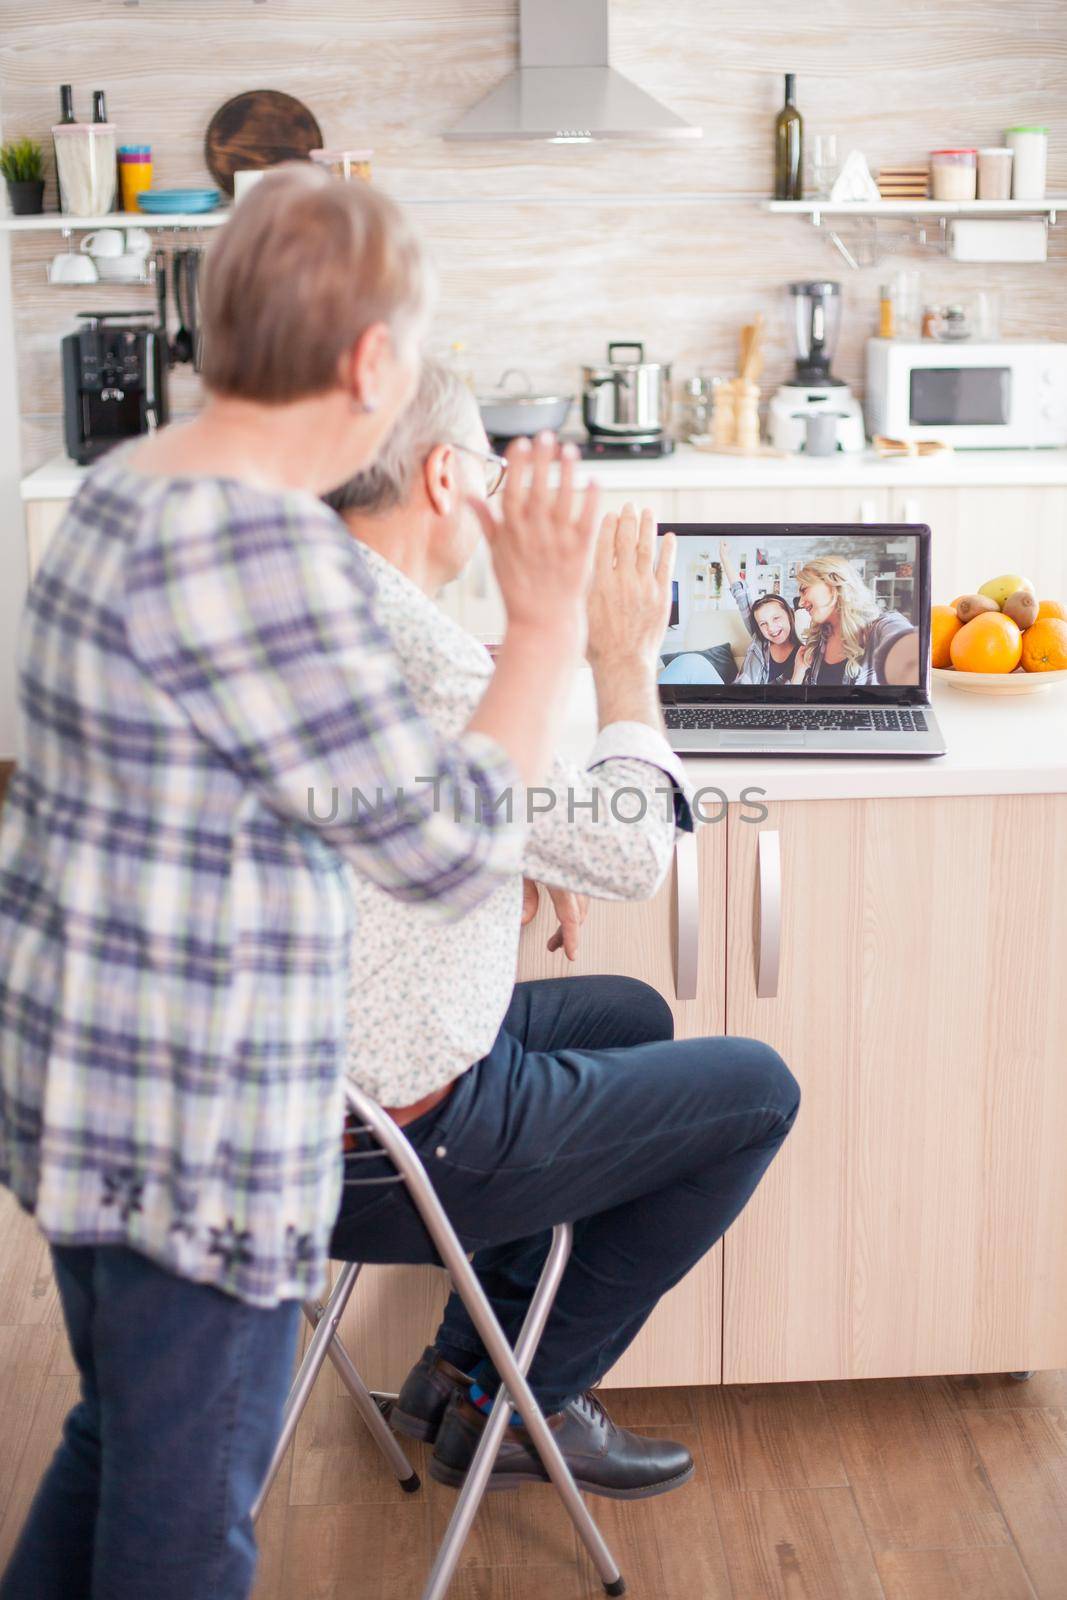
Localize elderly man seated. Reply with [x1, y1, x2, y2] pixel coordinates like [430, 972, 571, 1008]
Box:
[325, 362, 799, 1501]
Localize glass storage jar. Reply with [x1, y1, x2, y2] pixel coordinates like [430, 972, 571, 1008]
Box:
[53, 122, 117, 215]
[929, 148, 977, 201]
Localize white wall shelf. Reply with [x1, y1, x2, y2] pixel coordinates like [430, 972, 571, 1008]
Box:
[764, 197, 1064, 269]
[1, 191, 784, 230]
[765, 198, 1063, 220]
[0, 209, 230, 231]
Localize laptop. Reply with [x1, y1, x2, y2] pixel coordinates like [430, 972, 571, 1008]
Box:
[657, 523, 946, 756]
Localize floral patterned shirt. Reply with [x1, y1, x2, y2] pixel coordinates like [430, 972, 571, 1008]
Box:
[347, 547, 694, 1105]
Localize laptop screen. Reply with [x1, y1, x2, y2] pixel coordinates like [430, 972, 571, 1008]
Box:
[657, 524, 932, 705]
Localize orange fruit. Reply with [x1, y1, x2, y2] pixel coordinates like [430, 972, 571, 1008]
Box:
[1020, 616, 1067, 672]
[931, 604, 962, 668]
[1037, 599, 1067, 623]
[949, 612, 1023, 674]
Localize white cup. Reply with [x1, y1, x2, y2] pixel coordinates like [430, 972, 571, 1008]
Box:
[124, 227, 152, 257]
[96, 253, 147, 282]
[49, 251, 99, 284]
[80, 228, 125, 258]
[233, 168, 266, 203]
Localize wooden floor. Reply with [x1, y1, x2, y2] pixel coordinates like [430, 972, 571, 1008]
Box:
[0, 1195, 1065, 1599]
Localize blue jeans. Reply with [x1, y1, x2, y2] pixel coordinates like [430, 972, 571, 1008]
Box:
[330, 976, 800, 1411]
[0, 1245, 301, 1600]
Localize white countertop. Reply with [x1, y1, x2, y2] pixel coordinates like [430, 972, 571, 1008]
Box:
[559, 669, 1067, 802]
[20, 444, 1067, 501]
[576, 444, 1067, 491]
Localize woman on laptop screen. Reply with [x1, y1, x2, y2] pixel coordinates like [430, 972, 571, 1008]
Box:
[720, 540, 802, 684]
[791, 555, 918, 685]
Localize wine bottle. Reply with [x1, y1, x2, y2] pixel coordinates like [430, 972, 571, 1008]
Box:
[92, 89, 108, 123]
[774, 73, 803, 201]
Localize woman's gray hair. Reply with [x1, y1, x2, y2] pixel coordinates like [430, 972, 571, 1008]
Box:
[324, 358, 482, 515]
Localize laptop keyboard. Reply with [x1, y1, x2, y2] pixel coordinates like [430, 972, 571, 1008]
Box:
[664, 707, 928, 733]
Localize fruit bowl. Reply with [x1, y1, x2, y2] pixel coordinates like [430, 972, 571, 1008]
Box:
[933, 666, 1067, 696]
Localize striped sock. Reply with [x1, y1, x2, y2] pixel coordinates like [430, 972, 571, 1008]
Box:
[466, 1361, 525, 1429]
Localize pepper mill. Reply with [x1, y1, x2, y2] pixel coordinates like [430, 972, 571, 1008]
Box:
[711, 379, 736, 447]
[734, 379, 761, 453]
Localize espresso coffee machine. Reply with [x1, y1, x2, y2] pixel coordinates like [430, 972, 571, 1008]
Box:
[769, 281, 865, 453]
[62, 311, 169, 465]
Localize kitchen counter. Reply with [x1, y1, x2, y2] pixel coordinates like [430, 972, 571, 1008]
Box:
[560, 668, 1067, 803]
[577, 444, 1067, 492]
[20, 444, 1067, 502]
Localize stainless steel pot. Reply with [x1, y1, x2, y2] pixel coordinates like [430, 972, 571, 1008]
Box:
[478, 369, 573, 440]
[581, 342, 672, 438]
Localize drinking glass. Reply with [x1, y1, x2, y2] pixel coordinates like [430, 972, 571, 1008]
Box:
[812, 133, 840, 198]
[973, 289, 1001, 341]
[891, 269, 922, 340]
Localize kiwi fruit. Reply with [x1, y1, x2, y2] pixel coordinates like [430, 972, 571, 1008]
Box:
[1002, 589, 1039, 630]
[955, 593, 1000, 623]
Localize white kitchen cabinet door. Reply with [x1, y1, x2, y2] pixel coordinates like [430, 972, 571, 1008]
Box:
[889, 485, 1067, 603]
[671, 487, 891, 527]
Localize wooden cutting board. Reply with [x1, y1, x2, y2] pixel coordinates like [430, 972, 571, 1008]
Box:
[204, 90, 323, 196]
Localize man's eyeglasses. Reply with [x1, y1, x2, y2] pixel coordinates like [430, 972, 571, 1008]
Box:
[452, 442, 508, 498]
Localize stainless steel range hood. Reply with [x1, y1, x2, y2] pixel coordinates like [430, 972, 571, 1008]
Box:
[446, 0, 701, 144]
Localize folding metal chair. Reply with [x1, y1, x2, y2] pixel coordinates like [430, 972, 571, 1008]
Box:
[252, 1079, 625, 1600]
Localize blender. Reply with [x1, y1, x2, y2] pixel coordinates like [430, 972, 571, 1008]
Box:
[769, 280, 866, 453]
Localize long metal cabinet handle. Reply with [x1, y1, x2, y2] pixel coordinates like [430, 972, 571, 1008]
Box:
[674, 831, 700, 1001]
[756, 830, 781, 999]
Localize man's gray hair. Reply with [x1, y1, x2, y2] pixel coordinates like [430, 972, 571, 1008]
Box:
[323, 357, 481, 515]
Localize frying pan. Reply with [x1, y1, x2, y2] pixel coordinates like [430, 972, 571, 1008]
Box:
[478, 370, 573, 440]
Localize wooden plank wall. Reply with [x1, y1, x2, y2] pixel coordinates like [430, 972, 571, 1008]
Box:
[2, 0, 1066, 471]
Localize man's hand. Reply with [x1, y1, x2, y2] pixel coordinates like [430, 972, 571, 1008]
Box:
[520, 879, 589, 960]
[587, 505, 676, 675]
[470, 433, 600, 641]
[545, 887, 589, 961]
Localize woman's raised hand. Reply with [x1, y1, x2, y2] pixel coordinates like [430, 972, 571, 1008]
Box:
[719, 539, 738, 589]
[470, 433, 600, 641]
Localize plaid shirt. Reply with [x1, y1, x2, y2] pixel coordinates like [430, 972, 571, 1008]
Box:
[0, 455, 523, 1307]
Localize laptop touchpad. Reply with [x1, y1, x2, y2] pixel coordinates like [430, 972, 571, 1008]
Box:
[719, 731, 806, 748]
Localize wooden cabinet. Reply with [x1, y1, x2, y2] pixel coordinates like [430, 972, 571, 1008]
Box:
[24, 501, 67, 582]
[672, 486, 891, 528]
[886, 485, 1067, 602]
[723, 796, 1067, 1385]
[344, 793, 1067, 1393]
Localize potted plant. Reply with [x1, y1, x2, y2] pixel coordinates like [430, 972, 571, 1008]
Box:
[1, 138, 46, 215]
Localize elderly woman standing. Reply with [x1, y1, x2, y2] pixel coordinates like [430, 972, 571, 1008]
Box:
[0, 168, 597, 1600]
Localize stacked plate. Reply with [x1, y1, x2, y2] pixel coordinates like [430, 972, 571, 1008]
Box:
[136, 188, 222, 214]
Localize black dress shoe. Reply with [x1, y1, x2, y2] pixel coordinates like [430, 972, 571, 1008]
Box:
[389, 1346, 474, 1443]
[430, 1388, 694, 1500]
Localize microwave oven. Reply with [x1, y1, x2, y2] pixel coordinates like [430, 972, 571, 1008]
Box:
[865, 339, 1067, 449]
